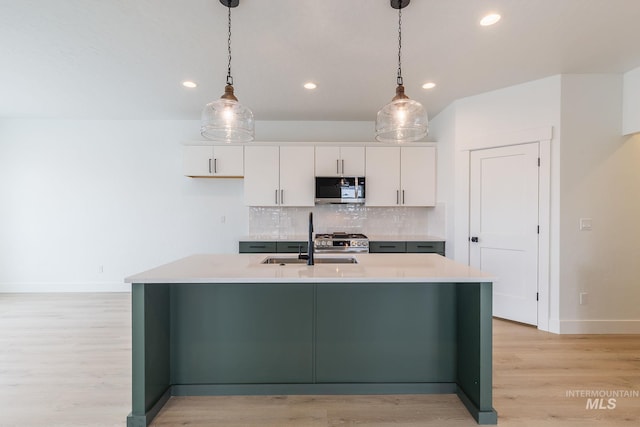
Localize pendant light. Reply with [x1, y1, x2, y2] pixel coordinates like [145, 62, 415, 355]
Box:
[375, 0, 428, 143]
[201, 0, 254, 142]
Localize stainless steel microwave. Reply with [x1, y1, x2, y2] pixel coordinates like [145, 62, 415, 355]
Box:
[315, 177, 365, 204]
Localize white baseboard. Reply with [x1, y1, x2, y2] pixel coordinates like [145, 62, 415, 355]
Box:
[0, 282, 130, 293]
[559, 320, 640, 334]
[542, 317, 561, 334]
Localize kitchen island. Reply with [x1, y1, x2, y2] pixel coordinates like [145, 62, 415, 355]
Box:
[125, 253, 497, 426]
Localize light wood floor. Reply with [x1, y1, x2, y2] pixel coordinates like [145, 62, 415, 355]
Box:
[1, 293, 639, 426]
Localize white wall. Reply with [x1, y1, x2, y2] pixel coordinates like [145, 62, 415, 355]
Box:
[0, 119, 247, 291]
[0, 119, 379, 292]
[431, 73, 640, 333]
[428, 104, 456, 257]
[623, 66, 640, 135]
[558, 74, 640, 333]
[255, 121, 375, 142]
[432, 76, 561, 265]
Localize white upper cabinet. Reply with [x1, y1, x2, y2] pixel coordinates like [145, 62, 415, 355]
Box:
[365, 146, 436, 207]
[183, 145, 244, 177]
[315, 146, 365, 176]
[279, 146, 315, 206]
[401, 146, 436, 207]
[365, 147, 401, 206]
[244, 145, 314, 207]
[244, 146, 280, 206]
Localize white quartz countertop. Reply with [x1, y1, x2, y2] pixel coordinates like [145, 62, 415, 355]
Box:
[366, 235, 445, 242]
[239, 235, 445, 242]
[125, 253, 492, 284]
[239, 235, 308, 242]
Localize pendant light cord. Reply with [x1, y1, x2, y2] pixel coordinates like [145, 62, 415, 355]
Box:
[226, 1, 233, 86]
[397, 5, 403, 86]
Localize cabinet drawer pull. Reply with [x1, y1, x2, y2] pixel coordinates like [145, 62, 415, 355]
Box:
[249, 245, 266, 249]
[417, 245, 434, 249]
[379, 245, 396, 249]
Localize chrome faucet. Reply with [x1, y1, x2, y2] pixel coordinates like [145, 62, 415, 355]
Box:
[298, 212, 314, 265]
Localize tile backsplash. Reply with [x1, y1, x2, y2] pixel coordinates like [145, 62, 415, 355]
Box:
[248, 205, 434, 238]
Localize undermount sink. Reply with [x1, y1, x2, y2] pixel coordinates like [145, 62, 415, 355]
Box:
[261, 256, 358, 265]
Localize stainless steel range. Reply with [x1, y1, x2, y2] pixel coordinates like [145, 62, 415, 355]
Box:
[314, 232, 369, 253]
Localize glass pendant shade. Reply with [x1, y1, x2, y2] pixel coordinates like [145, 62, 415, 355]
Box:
[375, 85, 428, 143]
[201, 84, 254, 142]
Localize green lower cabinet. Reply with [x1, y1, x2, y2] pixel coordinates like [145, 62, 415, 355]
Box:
[369, 241, 406, 253]
[241, 240, 446, 256]
[170, 283, 314, 384]
[407, 241, 445, 256]
[370, 241, 445, 256]
[238, 242, 277, 253]
[315, 283, 457, 383]
[239, 241, 308, 253]
[276, 241, 308, 253]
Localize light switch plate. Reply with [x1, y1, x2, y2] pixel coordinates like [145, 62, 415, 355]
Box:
[579, 218, 592, 231]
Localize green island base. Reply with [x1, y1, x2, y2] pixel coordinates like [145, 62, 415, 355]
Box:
[127, 281, 498, 426]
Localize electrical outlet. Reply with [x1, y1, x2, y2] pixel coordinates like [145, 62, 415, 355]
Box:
[580, 292, 588, 305]
[579, 218, 592, 231]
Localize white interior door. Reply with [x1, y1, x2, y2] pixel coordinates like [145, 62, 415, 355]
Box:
[470, 143, 539, 325]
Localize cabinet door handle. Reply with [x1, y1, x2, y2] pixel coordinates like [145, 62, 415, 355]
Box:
[275, 189, 279, 204]
[341, 159, 345, 174]
[396, 190, 400, 205]
[280, 189, 284, 205]
[402, 190, 405, 204]
[213, 158, 218, 174]
[337, 159, 340, 174]
[208, 159, 212, 174]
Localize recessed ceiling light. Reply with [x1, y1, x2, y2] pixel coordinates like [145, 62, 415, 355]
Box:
[303, 82, 317, 90]
[422, 82, 436, 90]
[480, 13, 501, 26]
[182, 81, 197, 88]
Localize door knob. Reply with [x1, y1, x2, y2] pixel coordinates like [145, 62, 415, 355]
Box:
[470, 236, 479, 243]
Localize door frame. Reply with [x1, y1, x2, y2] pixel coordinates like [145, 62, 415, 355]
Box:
[466, 127, 551, 332]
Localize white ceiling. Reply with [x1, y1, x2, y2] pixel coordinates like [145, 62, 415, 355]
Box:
[2, 0, 640, 122]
